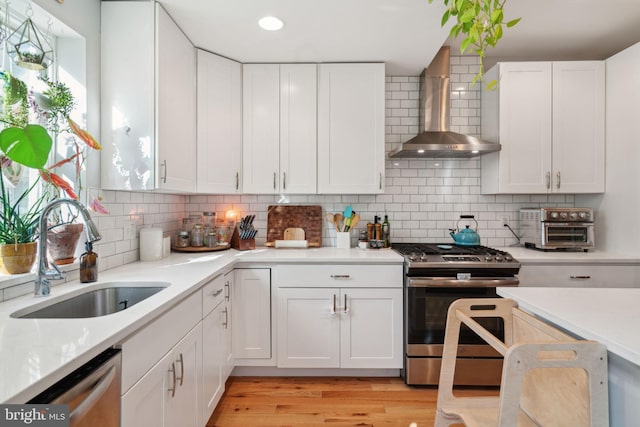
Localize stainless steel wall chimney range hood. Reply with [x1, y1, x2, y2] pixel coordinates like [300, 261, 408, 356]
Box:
[388, 46, 501, 158]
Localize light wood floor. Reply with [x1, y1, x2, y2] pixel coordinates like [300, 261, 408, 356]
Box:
[207, 376, 497, 426]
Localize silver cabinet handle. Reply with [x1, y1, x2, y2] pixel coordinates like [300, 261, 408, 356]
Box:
[224, 280, 230, 301]
[330, 274, 350, 279]
[176, 353, 184, 386]
[283, 172, 287, 190]
[546, 171, 551, 189]
[223, 307, 228, 329]
[557, 171, 561, 189]
[273, 172, 277, 190]
[161, 160, 168, 183]
[330, 294, 336, 315]
[168, 362, 177, 397]
[343, 293, 349, 315]
[570, 275, 591, 279]
[379, 173, 383, 190]
[235, 172, 239, 190]
[211, 288, 223, 297]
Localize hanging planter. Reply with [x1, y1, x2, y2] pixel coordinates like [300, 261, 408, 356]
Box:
[7, 17, 53, 70]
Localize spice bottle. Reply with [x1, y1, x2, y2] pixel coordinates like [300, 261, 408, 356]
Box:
[382, 215, 390, 248]
[80, 241, 98, 283]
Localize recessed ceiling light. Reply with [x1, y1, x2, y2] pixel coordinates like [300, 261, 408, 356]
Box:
[258, 16, 284, 31]
[417, 149, 425, 154]
[471, 150, 480, 154]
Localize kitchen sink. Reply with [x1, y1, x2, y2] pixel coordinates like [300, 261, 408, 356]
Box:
[11, 282, 170, 319]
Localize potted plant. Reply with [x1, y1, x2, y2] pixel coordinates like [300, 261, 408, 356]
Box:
[0, 71, 103, 273]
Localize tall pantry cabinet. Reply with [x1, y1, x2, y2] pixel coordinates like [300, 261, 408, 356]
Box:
[481, 61, 604, 194]
[101, 2, 196, 192]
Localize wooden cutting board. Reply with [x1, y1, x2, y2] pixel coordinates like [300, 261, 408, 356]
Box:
[267, 205, 322, 247]
[284, 228, 305, 240]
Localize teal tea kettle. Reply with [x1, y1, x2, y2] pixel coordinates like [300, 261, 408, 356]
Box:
[449, 215, 481, 246]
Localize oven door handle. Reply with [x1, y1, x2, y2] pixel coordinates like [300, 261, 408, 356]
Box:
[407, 277, 519, 288]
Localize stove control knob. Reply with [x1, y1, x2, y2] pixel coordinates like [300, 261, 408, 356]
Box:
[484, 254, 494, 262]
[408, 253, 418, 261]
[495, 255, 504, 262]
[579, 212, 588, 219]
[504, 254, 513, 262]
[420, 254, 429, 262]
[570, 212, 578, 219]
[560, 212, 568, 219]
[550, 212, 559, 219]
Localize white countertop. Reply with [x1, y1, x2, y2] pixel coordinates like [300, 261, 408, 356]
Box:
[497, 246, 640, 264]
[0, 247, 403, 403]
[497, 287, 640, 366]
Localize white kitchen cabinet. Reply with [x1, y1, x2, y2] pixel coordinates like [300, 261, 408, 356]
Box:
[122, 323, 202, 427]
[196, 49, 242, 193]
[518, 263, 640, 288]
[317, 63, 385, 194]
[242, 64, 317, 194]
[277, 287, 403, 369]
[232, 268, 271, 360]
[481, 61, 604, 194]
[274, 263, 403, 369]
[101, 2, 196, 192]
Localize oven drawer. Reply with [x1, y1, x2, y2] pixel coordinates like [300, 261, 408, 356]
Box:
[518, 264, 639, 287]
[273, 264, 403, 288]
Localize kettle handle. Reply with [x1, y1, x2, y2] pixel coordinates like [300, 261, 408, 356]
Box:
[460, 215, 475, 219]
[457, 215, 479, 231]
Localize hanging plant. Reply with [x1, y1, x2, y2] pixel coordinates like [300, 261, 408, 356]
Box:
[428, 0, 521, 88]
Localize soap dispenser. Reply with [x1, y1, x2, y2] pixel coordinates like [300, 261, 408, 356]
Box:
[80, 241, 98, 283]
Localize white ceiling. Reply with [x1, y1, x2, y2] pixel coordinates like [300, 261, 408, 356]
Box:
[155, 0, 640, 76]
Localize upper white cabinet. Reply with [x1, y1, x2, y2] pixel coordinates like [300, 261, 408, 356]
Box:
[317, 63, 385, 194]
[196, 50, 242, 193]
[481, 61, 604, 194]
[242, 64, 317, 194]
[101, 2, 196, 192]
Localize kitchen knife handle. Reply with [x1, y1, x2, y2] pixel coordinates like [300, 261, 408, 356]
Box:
[546, 171, 551, 189]
[235, 172, 239, 190]
[283, 172, 287, 190]
[557, 171, 561, 189]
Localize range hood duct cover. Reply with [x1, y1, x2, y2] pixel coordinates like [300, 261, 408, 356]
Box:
[388, 46, 501, 158]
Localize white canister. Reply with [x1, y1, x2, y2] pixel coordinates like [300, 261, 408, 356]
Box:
[336, 232, 351, 249]
[139, 227, 163, 261]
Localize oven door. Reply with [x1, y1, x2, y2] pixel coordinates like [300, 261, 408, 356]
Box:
[543, 222, 595, 249]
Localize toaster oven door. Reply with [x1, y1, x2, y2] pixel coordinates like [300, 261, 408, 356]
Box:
[543, 222, 594, 248]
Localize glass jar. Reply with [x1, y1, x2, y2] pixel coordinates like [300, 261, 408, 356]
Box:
[205, 232, 217, 248]
[175, 231, 190, 248]
[190, 224, 204, 247]
[202, 212, 215, 229]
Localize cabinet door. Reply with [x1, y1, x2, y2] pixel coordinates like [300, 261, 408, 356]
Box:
[317, 63, 385, 194]
[552, 61, 605, 193]
[196, 50, 242, 193]
[156, 3, 196, 192]
[496, 62, 553, 193]
[166, 324, 201, 427]
[121, 349, 171, 427]
[339, 288, 403, 369]
[202, 304, 224, 423]
[280, 64, 317, 194]
[222, 271, 234, 379]
[101, 1, 155, 191]
[277, 287, 340, 368]
[243, 64, 280, 193]
[233, 269, 271, 359]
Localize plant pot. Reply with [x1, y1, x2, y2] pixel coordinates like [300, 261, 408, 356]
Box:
[47, 223, 84, 265]
[0, 242, 37, 274]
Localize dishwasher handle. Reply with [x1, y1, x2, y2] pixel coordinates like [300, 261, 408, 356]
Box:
[69, 365, 117, 423]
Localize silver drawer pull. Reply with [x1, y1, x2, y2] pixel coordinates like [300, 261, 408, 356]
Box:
[570, 275, 591, 279]
[168, 362, 176, 397]
[211, 288, 223, 297]
[330, 274, 350, 279]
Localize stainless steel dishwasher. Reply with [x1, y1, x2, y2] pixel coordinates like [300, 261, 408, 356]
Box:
[28, 348, 121, 427]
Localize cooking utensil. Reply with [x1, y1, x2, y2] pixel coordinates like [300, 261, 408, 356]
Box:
[349, 213, 360, 230]
[343, 205, 353, 224]
[334, 213, 343, 231]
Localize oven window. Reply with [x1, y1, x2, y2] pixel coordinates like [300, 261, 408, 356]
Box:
[546, 226, 589, 243]
[406, 287, 504, 345]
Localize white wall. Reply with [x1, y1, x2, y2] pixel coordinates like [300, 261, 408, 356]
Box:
[576, 42, 640, 255]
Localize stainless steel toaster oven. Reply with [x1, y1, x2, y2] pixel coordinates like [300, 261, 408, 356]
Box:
[519, 208, 595, 251]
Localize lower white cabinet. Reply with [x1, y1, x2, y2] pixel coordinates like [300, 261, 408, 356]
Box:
[276, 287, 403, 369]
[233, 268, 271, 360]
[518, 264, 640, 287]
[122, 322, 202, 427]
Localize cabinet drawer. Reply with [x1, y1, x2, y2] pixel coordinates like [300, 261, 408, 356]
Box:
[274, 264, 402, 288]
[518, 264, 639, 287]
[202, 273, 227, 315]
[121, 290, 202, 394]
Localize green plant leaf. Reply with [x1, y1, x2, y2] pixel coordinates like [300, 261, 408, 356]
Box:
[486, 80, 498, 91]
[0, 125, 53, 169]
[441, 9, 450, 26]
[460, 37, 472, 52]
[460, 7, 476, 22]
[506, 17, 521, 27]
[491, 9, 503, 24]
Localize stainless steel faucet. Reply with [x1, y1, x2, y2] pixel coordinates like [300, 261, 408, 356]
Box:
[35, 198, 102, 296]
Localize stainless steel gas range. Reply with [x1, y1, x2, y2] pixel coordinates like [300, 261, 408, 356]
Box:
[391, 243, 521, 386]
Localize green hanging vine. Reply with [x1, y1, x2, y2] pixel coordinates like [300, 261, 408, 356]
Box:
[428, 0, 521, 88]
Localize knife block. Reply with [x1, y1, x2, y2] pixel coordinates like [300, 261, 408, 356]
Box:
[230, 226, 255, 251]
